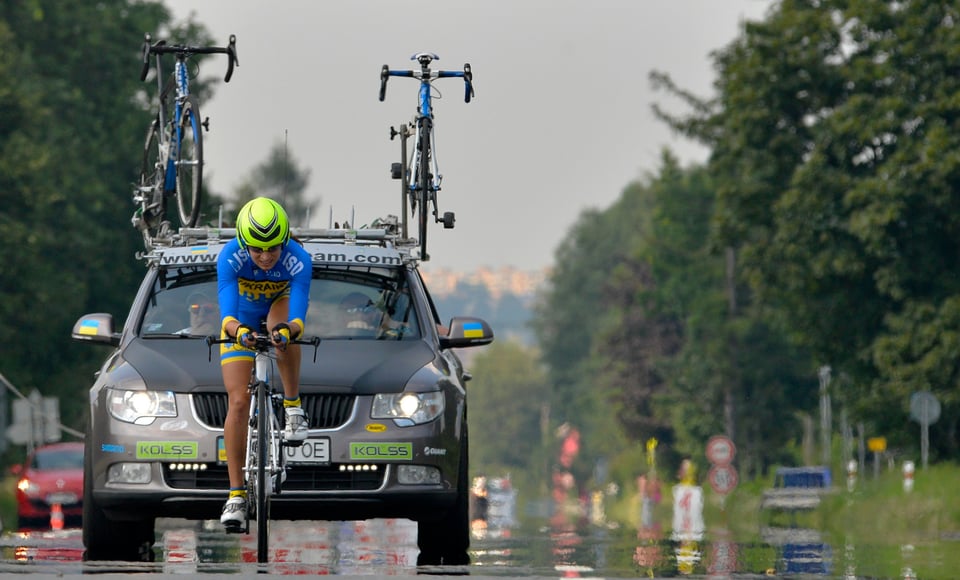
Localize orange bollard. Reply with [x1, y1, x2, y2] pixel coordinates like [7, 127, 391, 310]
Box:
[50, 503, 64, 530]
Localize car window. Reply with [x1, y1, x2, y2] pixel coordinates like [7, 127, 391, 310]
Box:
[142, 269, 219, 336]
[34, 448, 83, 470]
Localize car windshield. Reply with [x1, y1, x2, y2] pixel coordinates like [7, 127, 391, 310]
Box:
[33, 448, 83, 470]
[141, 265, 421, 340]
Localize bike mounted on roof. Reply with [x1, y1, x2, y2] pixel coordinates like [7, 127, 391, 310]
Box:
[379, 52, 474, 261]
[133, 33, 238, 251]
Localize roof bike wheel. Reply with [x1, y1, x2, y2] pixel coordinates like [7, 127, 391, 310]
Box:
[417, 119, 431, 260]
[175, 95, 203, 228]
[137, 118, 165, 239]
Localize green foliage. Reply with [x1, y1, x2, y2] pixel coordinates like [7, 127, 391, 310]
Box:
[0, 1, 226, 445]
[648, 1, 960, 459]
[468, 340, 550, 488]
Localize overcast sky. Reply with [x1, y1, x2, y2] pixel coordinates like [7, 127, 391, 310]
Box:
[163, 0, 773, 272]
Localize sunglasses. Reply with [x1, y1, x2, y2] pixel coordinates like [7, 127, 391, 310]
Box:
[189, 303, 217, 315]
[248, 245, 282, 255]
[344, 304, 376, 314]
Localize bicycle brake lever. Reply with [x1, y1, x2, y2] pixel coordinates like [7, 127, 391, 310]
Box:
[463, 63, 474, 103]
[225, 34, 238, 82]
[379, 65, 389, 101]
[140, 34, 152, 81]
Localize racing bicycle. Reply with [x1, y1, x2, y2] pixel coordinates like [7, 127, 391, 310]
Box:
[207, 331, 320, 563]
[134, 33, 238, 245]
[379, 52, 474, 260]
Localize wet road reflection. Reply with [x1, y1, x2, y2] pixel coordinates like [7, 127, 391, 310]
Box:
[1, 516, 958, 577]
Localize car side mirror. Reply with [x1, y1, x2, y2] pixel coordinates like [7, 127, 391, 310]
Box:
[71, 313, 121, 347]
[439, 316, 494, 350]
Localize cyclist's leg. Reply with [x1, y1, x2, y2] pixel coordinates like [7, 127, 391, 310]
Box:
[221, 359, 253, 489]
[267, 296, 301, 400]
[220, 327, 257, 528]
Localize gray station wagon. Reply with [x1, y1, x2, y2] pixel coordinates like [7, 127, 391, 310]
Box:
[72, 223, 493, 564]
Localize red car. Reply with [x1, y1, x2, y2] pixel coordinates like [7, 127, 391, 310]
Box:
[12, 441, 84, 530]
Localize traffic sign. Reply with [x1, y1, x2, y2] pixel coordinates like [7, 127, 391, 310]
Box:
[708, 464, 738, 495]
[706, 435, 736, 465]
[910, 391, 940, 425]
[868, 437, 887, 453]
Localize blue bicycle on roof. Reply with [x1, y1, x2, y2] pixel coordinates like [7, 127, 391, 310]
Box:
[134, 33, 238, 247]
[379, 53, 474, 261]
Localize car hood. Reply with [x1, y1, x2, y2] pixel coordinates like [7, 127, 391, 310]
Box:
[125, 338, 437, 394]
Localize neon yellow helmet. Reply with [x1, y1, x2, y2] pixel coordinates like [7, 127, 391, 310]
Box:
[235, 197, 290, 249]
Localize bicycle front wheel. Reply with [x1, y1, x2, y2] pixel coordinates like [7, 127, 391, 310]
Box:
[417, 118, 432, 260]
[175, 95, 203, 228]
[255, 381, 270, 563]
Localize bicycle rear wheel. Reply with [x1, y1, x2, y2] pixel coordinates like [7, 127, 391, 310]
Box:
[175, 95, 203, 228]
[255, 381, 270, 563]
[136, 118, 165, 239]
[417, 118, 432, 260]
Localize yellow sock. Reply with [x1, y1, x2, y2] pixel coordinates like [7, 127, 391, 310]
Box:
[229, 489, 247, 500]
[283, 397, 301, 408]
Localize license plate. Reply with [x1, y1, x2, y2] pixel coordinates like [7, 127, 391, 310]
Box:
[284, 438, 330, 464]
[46, 492, 77, 505]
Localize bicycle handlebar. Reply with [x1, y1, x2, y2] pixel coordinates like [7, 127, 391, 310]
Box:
[378, 59, 474, 104]
[140, 33, 239, 83]
[205, 333, 321, 362]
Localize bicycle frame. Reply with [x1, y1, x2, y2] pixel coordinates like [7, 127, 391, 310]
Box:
[149, 52, 192, 192]
[244, 346, 283, 561]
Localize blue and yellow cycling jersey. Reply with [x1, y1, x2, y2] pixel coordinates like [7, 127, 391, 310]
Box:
[216, 238, 311, 334]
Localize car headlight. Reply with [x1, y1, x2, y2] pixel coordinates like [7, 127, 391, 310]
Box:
[17, 479, 40, 497]
[371, 392, 444, 426]
[107, 388, 177, 425]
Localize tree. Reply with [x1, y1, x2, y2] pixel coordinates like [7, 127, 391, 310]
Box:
[651, 1, 960, 455]
[0, 1, 217, 435]
[232, 139, 315, 226]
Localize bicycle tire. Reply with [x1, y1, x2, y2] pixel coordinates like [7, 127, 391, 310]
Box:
[175, 95, 203, 227]
[417, 118, 432, 260]
[256, 380, 270, 563]
[137, 118, 164, 238]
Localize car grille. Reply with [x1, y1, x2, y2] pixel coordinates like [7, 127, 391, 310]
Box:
[191, 393, 355, 429]
[163, 464, 384, 491]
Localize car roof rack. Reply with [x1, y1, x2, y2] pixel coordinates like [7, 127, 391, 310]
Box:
[136, 215, 422, 266]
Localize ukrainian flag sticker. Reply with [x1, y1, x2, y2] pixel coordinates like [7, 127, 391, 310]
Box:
[464, 321, 483, 338]
[78, 319, 100, 336]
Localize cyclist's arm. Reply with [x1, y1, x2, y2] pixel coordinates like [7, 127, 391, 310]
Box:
[217, 241, 244, 336]
[285, 243, 312, 338]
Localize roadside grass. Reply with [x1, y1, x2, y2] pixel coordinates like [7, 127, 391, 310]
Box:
[608, 462, 960, 542]
[0, 474, 18, 531]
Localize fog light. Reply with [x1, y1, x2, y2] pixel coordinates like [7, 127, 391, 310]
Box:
[398, 465, 441, 484]
[107, 463, 152, 484]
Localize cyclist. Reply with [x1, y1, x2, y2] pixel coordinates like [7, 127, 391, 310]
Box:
[216, 197, 312, 530]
